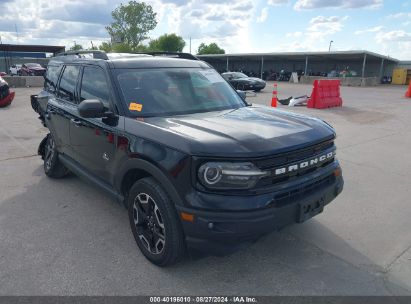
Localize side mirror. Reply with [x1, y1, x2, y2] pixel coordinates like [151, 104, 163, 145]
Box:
[78, 99, 105, 118]
[237, 90, 246, 100]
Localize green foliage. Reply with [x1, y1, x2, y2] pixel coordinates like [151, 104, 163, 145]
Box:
[106, 1, 157, 49]
[148, 33, 185, 52]
[99, 42, 113, 53]
[197, 42, 225, 55]
[69, 44, 83, 51]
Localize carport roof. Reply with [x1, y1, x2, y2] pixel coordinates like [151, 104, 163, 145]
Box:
[0, 44, 65, 54]
[197, 50, 399, 63]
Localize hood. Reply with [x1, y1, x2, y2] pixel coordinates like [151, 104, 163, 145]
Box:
[125, 106, 335, 158]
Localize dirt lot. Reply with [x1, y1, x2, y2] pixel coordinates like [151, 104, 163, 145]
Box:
[0, 84, 410, 295]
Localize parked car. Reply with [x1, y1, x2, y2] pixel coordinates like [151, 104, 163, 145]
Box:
[31, 51, 343, 266]
[9, 64, 22, 76]
[20, 63, 46, 76]
[221, 72, 266, 91]
[0, 75, 15, 107]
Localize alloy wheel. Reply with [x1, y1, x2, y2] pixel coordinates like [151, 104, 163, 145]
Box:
[132, 193, 166, 255]
[45, 136, 55, 171]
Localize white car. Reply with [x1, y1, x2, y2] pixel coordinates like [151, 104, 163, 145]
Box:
[9, 64, 22, 76]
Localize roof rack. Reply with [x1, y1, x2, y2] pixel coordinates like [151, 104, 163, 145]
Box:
[55, 50, 109, 60]
[51, 50, 199, 63]
[143, 52, 199, 61]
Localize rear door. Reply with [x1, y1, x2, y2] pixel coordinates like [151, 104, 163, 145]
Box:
[46, 65, 80, 158]
[69, 65, 119, 182]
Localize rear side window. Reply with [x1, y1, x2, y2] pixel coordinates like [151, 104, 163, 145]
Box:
[80, 66, 110, 109]
[44, 65, 62, 93]
[58, 65, 80, 103]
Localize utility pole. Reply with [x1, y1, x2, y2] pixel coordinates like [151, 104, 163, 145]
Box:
[189, 37, 192, 54]
[328, 40, 333, 52]
[91, 41, 94, 49]
[15, 24, 19, 44]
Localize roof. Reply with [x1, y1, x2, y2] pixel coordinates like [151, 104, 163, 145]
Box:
[110, 57, 210, 69]
[0, 44, 65, 54]
[198, 50, 399, 63]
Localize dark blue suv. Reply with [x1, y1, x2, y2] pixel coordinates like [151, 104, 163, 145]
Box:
[32, 51, 343, 266]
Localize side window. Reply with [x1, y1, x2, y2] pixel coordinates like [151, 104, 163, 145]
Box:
[58, 65, 80, 103]
[44, 65, 62, 93]
[80, 66, 110, 109]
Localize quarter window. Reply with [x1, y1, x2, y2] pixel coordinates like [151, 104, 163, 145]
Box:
[80, 67, 110, 109]
[58, 65, 80, 103]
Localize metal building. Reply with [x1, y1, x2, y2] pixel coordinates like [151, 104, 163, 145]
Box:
[197, 50, 399, 81]
[0, 44, 65, 73]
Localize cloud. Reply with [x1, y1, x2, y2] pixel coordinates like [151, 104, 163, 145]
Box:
[386, 12, 411, 19]
[294, 0, 383, 10]
[257, 7, 269, 23]
[376, 30, 411, 43]
[281, 15, 348, 52]
[308, 15, 348, 33]
[268, 0, 289, 6]
[355, 26, 384, 35]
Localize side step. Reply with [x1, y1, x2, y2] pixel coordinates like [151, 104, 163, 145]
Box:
[59, 154, 124, 205]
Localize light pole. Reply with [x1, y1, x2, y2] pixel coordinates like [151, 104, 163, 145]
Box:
[329, 40, 334, 52]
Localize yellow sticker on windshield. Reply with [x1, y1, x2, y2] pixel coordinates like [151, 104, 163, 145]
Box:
[129, 103, 143, 112]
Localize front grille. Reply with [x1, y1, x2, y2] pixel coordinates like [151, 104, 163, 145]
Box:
[271, 174, 335, 208]
[255, 140, 335, 188]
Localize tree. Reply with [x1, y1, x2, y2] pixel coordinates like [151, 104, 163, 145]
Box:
[148, 33, 185, 52]
[197, 42, 225, 55]
[106, 1, 157, 49]
[99, 42, 113, 53]
[69, 44, 83, 51]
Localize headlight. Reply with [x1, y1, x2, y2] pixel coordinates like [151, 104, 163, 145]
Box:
[198, 162, 269, 190]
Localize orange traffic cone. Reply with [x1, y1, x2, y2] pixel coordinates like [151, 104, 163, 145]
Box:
[271, 83, 278, 107]
[405, 80, 411, 98]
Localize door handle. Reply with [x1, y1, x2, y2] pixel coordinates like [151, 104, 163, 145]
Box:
[71, 118, 83, 127]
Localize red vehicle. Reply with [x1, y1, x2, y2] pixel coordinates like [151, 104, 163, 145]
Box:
[20, 63, 46, 76]
[0, 76, 15, 107]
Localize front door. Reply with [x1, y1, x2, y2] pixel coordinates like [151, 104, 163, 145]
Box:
[69, 65, 120, 183]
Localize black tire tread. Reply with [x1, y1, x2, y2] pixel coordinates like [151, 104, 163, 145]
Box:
[128, 177, 186, 266]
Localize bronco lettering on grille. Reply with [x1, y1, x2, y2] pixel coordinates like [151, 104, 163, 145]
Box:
[274, 151, 335, 176]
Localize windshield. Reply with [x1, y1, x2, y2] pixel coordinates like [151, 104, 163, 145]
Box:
[26, 63, 42, 68]
[115, 68, 246, 117]
[234, 72, 248, 79]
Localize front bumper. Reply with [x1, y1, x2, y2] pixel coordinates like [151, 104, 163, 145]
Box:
[177, 169, 343, 255]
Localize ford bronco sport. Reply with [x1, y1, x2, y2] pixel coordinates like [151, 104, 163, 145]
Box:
[31, 51, 343, 266]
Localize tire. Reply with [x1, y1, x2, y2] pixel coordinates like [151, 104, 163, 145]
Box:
[128, 177, 186, 266]
[237, 83, 246, 91]
[43, 134, 68, 178]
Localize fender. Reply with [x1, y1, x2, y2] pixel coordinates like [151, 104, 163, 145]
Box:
[115, 158, 185, 208]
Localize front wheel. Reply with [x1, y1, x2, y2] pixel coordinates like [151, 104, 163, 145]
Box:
[128, 177, 186, 266]
[237, 83, 246, 91]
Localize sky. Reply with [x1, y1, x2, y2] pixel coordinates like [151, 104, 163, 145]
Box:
[0, 0, 410, 59]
